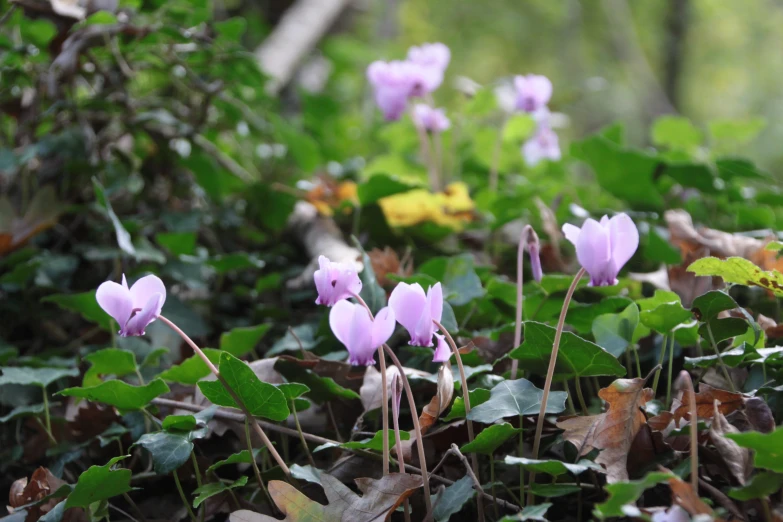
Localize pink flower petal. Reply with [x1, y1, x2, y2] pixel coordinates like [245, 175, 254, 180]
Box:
[123, 293, 163, 337]
[607, 213, 639, 273]
[371, 306, 396, 349]
[428, 283, 443, 324]
[329, 300, 356, 347]
[389, 282, 427, 336]
[432, 333, 452, 363]
[96, 281, 133, 331]
[129, 275, 166, 314]
[576, 218, 612, 286]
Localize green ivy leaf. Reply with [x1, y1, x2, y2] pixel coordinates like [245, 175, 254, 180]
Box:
[686, 344, 783, 369]
[638, 290, 691, 333]
[593, 471, 673, 518]
[688, 257, 783, 297]
[566, 296, 634, 334]
[58, 379, 169, 410]
[651, 116, 703, 151]
[157, 348, 222, 385]
[0, 403, 45, 423]
[206, 449, 264, 475]
[419, 254, 485, 306]
[83, 348, 138, 387]
[467, 378, 567, 424]
[592, 303, 639, 358]
[460, 423, 520, 455]
[0, 366, 79, 387]
[65, 456, 132, 508]
[277, 383, 310, 400]
[193, 476, 248, 508]
[503, 457, 600, 477]
[274, 358, 360, 404]
[135, 427, 208, 475]
[432, 476, 476, 522]
[198, 352, 289, 421]
[155, 232, 197, 256]
[691, 290, 738, 320]
[220, 324, 272, 357]
[341, 430, 409, 451]
[728, 471, 783, 501]
[529, 484, 581, 498]
[510, 322, 626, 379]
[443, 388, 490, 421]
[42, 292, 114, 331]
[726, 427, 783, 473]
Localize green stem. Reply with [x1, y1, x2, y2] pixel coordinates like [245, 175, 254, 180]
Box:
[190, 452, 202, 488]
[666, 336, 675, 406]
[41, 385, 55, 445]
[564, 380, 576, 415]
[574, 377, 588, 415]
[490, 455, 499, 520]
[632, 344, 642, 378]
[518, 415, 525, 509]
[528, 268, 585, 506]
[244, 417, 273, 508]
[705, 323, 737, 393]
[173, 468, 198, 522]
[291, 400, 316, 468]
[652, 334, 668, 394]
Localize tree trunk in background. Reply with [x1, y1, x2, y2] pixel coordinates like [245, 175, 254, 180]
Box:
[663, 0, 690, 111]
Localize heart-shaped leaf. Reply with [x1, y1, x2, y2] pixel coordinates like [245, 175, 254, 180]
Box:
[592, 303, 639, 357]
[0, 366, 79, 388]
[467, 378, 567, 424]
[460, 423, 520, 455]
[58, 379, 169, 410]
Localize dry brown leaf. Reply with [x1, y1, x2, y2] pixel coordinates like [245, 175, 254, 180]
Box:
[230, 473, 422, 522]
[10, 467, 68, 522]
[672, 383, 745, 426]
[666, 473, 726, 521]
[757, 313, 783, 341]
[0, 187, 64, 256]
[360, 365, 400, 413]
[709, 400, 752, 485]
[368, 247, 413, 287]
[559, 376, 654, 482]
[418, 363, 454, 434]
[742, 396, 775, 433]
[8, 477, 28, 508]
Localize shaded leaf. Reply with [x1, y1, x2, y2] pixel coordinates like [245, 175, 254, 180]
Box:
[135, 427, 208, 475]
[193, 476, 248, 508]
[158, 348, 222, 385]
[593, 471, 673, 518]
[432, 475, 475, 522]
[58, 379, 169, 410]
[498, 503, 551, 521]
[0, 366, 79, 388]
[206, 449, 264, 475]
[728, 472, 783, 501]
[83, 349, 137, 387]
[592, 303, 639, 357]
[198, 352, 289, 421]
[66, 456, 132, 508]
[503, 457, 600, 477]
[460, 423, 520, 455]
[443, 388, 490, 421]
[510, 322, 626, 379]
[42, 292, 114, 331]
[220, 324, 272, 357]
[468, 379, 567, 424]
[726, 426, 783, 473]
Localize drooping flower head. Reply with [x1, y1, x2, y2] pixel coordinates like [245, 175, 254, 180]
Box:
[412, 104, 451, 133]
[562, 213, 639, 287]
[96, 274, 166, 337]
[313, 255, 362, 307]
[432, 333, 451, 362]
[513, 74, 553, 113]
[389, 282, 443, 348]
[406, 42, 451, 94]
[522, 126, 561, 166]
[525, 226, 544, 283]
[366, 60, 420, 121]
[329, 301, 396, 366]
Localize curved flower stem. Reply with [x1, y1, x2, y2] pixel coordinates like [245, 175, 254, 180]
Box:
[651, 334, 669, 395]
[705, 323, 737, 393]
[432, 319, 485, 522]
[574, 377, 588, 415]
[511, 225, 533, 381]
[291, 400, 317, 468]
[527, 267, 585, 506]
[351, 293, 390, 477]
[518, 415, 525, 508]
[244, 417, 273, 507]
[680, 371, 699, 490]
[382, 344, 433, 516]
[666, 336, 675, 406]
[391, 375, 412, 522]
[173, 468, 198, 522]
[157, 315, 291, 477]
[41, 386, 56, 445]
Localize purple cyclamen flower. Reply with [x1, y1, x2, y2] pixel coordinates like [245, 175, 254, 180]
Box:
[329, 301, 396, 365]
[389, 282, 443, 348]
[562, 213, 639, 287]
[406, 42, 451, 94]
[367, 60, 419, 121]
[313, 255, 362, 307]
[432, 333, 451, 363]
[527, 239, 543, 283]
[96, 274, 166, 337]
[522, 126, 561, 166]
[514, 74, 552, 113]
[412, 104, 451, 133]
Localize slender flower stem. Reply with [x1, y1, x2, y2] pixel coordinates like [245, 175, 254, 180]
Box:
[351, 293, 391, 476]
[41, 386, 56, 445]
[391, 375, 411, 522]
[518, 415, 525, 508]
[173, 468, 198, 522]
[705, 323, 737, 393]
[574, 377, 588, 415]
[291, 400, 317, 468]
[651, 334, 668, 394]
[190, 452, 202, 488]
[382, 344, 433, 516]
[122, 493, 147, 522]
[157, 315, 291, 477]
[528, 268, 585, 506]
[511, 225, 533, 380]
[432, 320, 485, 522]
[666, 336, 675, 406]
[679, 371, 699, 490]
[244, 417, 273, 507]
[632, 344, 642, 378]
[490, 455, 499, 520]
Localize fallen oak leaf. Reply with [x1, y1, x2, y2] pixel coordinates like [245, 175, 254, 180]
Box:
[665, 471, 727, 521]
[418, 363, 454, 434]
[672, 383, 745, 426]
[709, 400, 752, 485]
[229, 473, 422, 522]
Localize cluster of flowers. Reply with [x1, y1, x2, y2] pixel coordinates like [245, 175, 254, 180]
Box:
[314, 256, 451, 365]
[366, 43, 451, 132]
[94, 215, 638, 354]
[513, 74, 561, 166]
[367, 42, 562, 166]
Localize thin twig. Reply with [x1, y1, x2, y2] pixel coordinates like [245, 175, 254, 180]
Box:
[151, 398, 521, 513]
